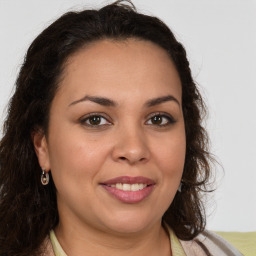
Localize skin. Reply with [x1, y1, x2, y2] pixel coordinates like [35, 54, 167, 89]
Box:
[34, 39, 186, 256]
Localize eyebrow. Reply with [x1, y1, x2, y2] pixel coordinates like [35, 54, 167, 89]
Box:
[69, 94, 180, 108]
[69, 95, 117, 107]
[145, 95, 180, 108]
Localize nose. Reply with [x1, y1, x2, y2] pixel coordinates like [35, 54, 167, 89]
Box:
[111, 126, 150, 165]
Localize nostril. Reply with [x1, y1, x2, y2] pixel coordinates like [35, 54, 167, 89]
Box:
[119, 157, 126, 160]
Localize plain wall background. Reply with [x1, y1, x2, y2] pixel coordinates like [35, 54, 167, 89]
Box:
[0, 0, 255, 232]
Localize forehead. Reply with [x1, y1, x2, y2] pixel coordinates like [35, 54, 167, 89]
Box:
[57, 38, 182, 104]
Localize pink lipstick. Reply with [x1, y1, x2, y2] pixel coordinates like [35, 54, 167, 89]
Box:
[100, 176, 155, 204]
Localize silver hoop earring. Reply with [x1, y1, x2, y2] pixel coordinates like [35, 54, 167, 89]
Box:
[178, 181, 183, 192]
[41, 169, 49, 185]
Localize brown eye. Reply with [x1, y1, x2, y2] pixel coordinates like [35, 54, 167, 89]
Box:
[146, 113, 175, 126]
[88, 116, 101, 125]
[80, 114, 111, 127]
[151, 115, 163, 125]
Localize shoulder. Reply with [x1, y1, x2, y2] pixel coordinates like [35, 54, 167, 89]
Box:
[180, 230, 244, 256]
[38, 235, 55, 256]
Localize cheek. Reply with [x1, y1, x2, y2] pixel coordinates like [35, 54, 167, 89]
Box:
[47, 129, 111, 188]
[146, 129, 186, 217]
[152, 128, 186, 201]
[155, 130, 186, 174]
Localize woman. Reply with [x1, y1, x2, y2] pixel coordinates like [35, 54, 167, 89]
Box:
[0, 1, 242, 255]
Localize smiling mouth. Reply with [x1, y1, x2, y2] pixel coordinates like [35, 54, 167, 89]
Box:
[100, 176, 155, 203]
[106, 183, 149, 191]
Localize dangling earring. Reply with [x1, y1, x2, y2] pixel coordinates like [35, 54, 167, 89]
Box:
[178, 181, 183, 192]
[41, 168, 49, 185]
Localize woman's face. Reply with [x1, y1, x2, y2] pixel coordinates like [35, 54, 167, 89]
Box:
[35, 39, 186, 234]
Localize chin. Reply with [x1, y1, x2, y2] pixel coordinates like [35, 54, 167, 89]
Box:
[100, 210, 160, 234]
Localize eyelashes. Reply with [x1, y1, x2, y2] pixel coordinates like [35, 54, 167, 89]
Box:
[145, 112, 176, 127]
[79, 112, 176, 128]
[80, 113, 111, 127]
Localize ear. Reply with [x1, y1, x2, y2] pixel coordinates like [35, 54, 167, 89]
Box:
[32, 128, 51, 171]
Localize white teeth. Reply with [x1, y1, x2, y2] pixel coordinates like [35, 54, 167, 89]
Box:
[122, 184, 131, 191]
[138, 184, 145, 190]
[131, 184, 139, 191]
[109, 183, 147, 191]
[116, 183, 122, 190]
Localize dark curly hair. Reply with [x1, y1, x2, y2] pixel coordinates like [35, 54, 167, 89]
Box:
[0, 1, 213, 255]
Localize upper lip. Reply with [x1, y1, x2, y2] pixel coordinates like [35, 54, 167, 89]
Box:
[101, 176, 155, 185]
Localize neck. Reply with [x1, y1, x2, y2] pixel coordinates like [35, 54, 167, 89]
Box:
[54, 220, 171, 256]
